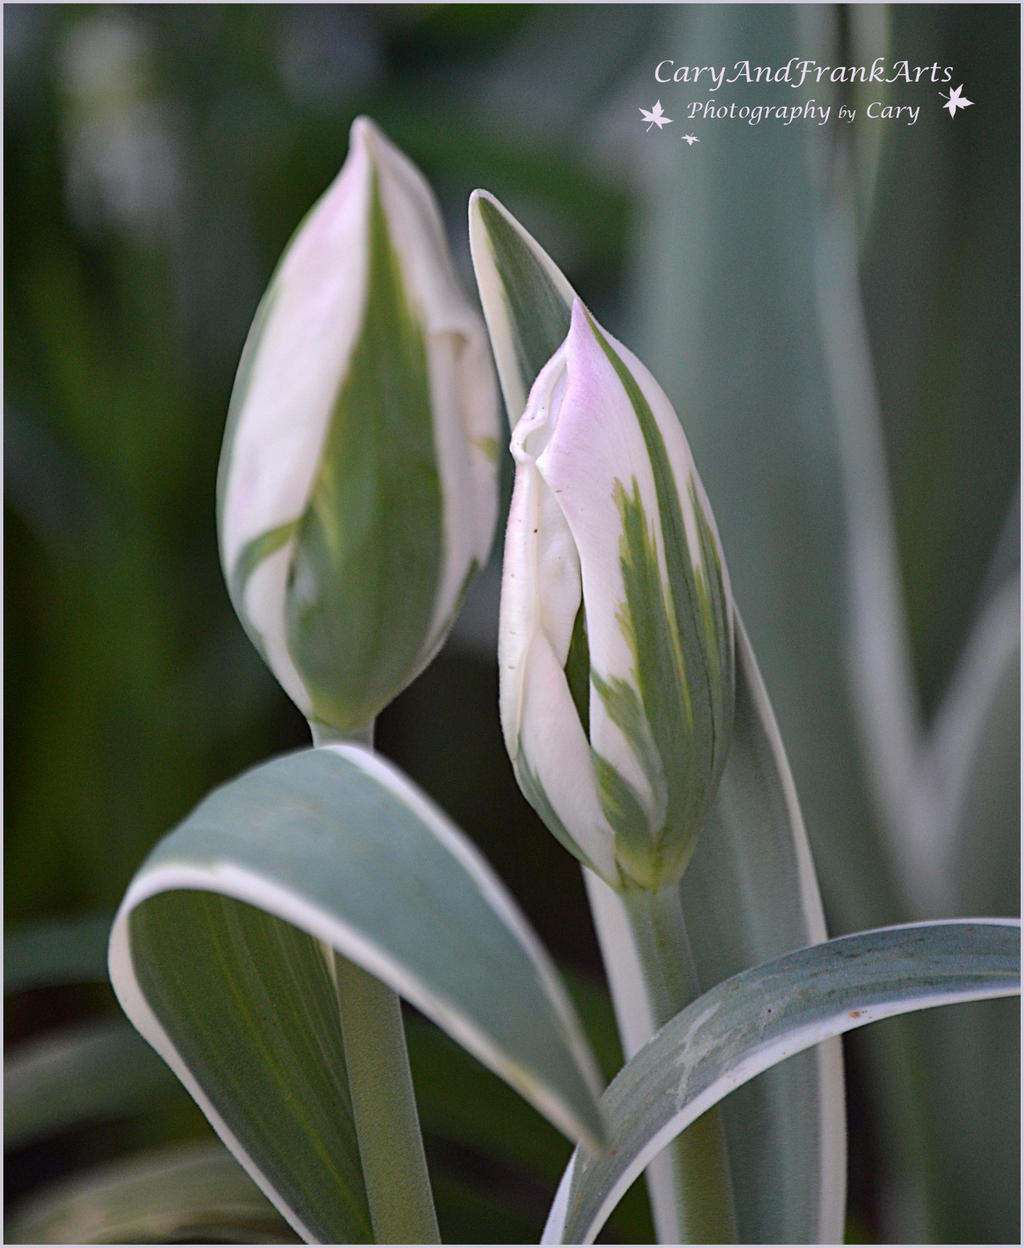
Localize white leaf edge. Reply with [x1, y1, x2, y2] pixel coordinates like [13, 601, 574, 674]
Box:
[109, 742, 605, 1244]
[584, 617, 846, 1243]
[543, 917, 1020, 1245]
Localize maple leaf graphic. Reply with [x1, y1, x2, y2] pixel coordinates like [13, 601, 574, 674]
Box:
[940, 84, 974, 117]
[640, 100, 672, 131]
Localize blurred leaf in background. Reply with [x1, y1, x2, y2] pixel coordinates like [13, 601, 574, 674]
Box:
[5, 4, 1018, 1243]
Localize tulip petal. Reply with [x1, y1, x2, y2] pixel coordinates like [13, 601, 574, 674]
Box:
[468, 190, 574, 425]
[501, 355, 620, 885]
[219, 132, 372, 578]
[368, 124, 500, 653]
[283, 166, 443, 734]
[513, 301, 734, 890]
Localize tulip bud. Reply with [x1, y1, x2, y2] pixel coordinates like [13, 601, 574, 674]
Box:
[217, 117, 500, 738]
[500, 300, 734, 893]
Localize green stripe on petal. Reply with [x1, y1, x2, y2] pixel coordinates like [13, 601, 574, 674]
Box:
[474, 194, 572, 416]
[590, 670, 663, 792]
[229, 519, 300, 649]
[474, 433, 501, 465]
[690, 479, 734, 735]
[516, 753, 606, 881]
[607, 482, 697, 886]
[285, 168, 443, 734]
[594, 320, 732, 737]
[592, 751, 651, 864]
[564, 603, 592, 733]
[583, 320, 734, 891]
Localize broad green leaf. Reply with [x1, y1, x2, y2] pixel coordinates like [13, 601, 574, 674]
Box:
[933, 577, 1020, 918]
[6, 1141, 297, 1244]
[813, 175, 924, 901]
[678, 620, 845, 1240]
[914, 577, 1020, 1240]
[588, 623, 845, 1241]
[122, 891, 373, 1243]
[109, 743, 605, 1243]
[470, 188, 844, 1242]
[4, 1017, 178, 1151]
[543, 919, 1021, 1245]
[858, 9, 1019, 710]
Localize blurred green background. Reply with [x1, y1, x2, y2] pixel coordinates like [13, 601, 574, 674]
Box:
[5, 4, 1018, 1243]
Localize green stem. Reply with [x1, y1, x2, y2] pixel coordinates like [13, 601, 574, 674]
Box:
[332, 955, 441, 1244]
[617, 881, 738, 1244]
[310, 717, 440, 1244]
[310, 719, 375, 749]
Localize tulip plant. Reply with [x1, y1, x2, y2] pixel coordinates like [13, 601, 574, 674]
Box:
[107, 118, 1019, 1245]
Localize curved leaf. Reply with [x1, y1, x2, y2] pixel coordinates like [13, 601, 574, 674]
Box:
[679, 619, 845, 1239]
[5, 1017, 179, 1151]
[7, 1141, 297, 1244]
[543, 919, 1021, 1245]
[916, 577, 1021, 1239]
[109, 743, 604, 1243]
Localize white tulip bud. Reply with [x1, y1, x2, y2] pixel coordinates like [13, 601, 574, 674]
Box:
[217, 117, 500, 738]
[500, 300, 734, 892]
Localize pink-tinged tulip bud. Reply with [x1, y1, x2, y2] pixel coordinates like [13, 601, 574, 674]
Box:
[218, 118, 500, 738]
[500, 300, 734, 892]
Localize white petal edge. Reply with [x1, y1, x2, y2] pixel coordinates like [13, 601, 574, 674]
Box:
[501, 357, 620, 884]
[220, 122, 372, 575]
[239, 541, 313, 717]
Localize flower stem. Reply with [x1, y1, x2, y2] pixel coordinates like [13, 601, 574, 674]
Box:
[592, 872, 738, 1243]
[331, 954, 440, 1243]
[311, 718, 440, 1244]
